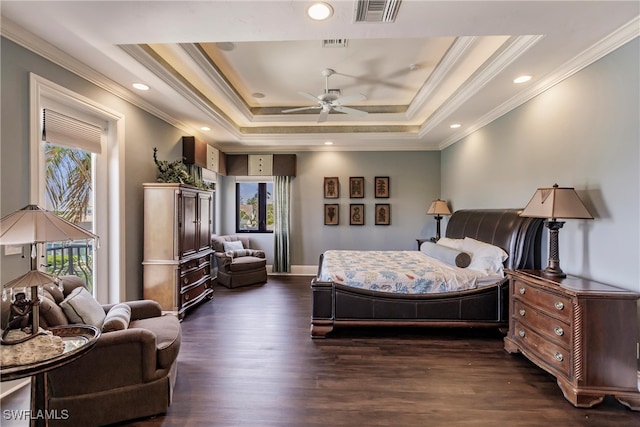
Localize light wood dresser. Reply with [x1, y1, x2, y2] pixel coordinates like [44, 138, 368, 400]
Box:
[504, 269, 640, 410]
[142, 183, 214, 319]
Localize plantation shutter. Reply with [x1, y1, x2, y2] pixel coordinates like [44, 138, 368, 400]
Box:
[42, 108, 102, 154]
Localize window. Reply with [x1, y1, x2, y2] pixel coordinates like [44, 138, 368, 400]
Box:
[31, 73, 125, 303]
[44, 143, 96, 291]
[236, 181, 273, 233]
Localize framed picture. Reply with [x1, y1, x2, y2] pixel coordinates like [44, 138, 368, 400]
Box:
[375, 176, 390, 198]
[375, 204, 391, 225]
[324, 177, 339, 199]
[324, 204, 339, 225]
[349, 204, 365, 225]
[349, 177, 365, 198]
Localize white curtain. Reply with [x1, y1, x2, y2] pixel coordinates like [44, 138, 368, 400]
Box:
[273, 175, 291, 272]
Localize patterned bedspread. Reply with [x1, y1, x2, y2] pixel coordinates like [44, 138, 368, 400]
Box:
[318, 250, 482, 294]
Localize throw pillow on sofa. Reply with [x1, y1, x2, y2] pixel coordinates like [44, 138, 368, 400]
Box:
[102, 303, 132, 332]
[60, 287, 106, 328]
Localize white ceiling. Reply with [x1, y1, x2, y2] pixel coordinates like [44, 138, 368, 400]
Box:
[2, 1, 638, 152]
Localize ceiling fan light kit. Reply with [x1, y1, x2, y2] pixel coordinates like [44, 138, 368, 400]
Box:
[282, 68, 368, 123]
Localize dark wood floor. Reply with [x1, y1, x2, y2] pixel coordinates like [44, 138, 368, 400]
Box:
[3, 276, 640, 426]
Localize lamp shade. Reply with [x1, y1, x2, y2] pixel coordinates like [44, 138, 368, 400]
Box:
[3, 270, 57, 289]
[426, 199, 451, 216]
[520, 184, 593, 220]
[0, 204, 98, 245]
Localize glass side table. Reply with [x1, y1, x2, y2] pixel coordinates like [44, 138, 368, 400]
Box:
[1, 325, 100, 426]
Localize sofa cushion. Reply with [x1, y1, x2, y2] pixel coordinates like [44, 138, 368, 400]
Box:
[60, 287, 106, 328]
[43, 283, 65, 304]
[130, 315, 181, 369]
[229, 256, 267, 272]
[39, 296, 69, 327]
[102, 303, 132, 332]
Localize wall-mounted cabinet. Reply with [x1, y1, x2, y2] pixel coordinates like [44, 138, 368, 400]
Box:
[225, 154, 296, 176]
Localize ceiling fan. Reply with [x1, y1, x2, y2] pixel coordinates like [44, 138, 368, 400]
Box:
[282, 68, 368, 123]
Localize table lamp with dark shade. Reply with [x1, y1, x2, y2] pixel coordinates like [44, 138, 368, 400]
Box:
[427, 199, 451, 241]
[520, 184, 593, 278]
[0, 204, 98, 345]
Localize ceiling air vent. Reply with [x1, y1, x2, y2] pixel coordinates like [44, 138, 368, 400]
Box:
[355, 0, 402, 23]
[322, 39, 349, 48]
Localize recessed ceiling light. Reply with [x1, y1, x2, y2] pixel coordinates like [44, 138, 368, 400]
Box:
[252, 92, 265, 99]
[513, 75, 532, 84]
[216, 42, 236, 52]
[449, 123, 462, 129]
[307, 2, 333, 20]
[200, 126, 211, 131]
[132, 83, 149, 91]
[324, 141, 333, 145]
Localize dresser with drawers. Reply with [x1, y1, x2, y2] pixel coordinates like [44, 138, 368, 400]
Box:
[504, 269, 640, 410]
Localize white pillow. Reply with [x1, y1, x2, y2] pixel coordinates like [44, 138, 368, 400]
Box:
[436, 237, 464, 251]
[461, 237, 509, 275]
[60, 287, 106, 328]
[421, 242, 471, 268]
[223, 240, 244, 252]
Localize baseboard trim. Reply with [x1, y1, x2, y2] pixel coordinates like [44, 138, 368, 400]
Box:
[267, 265, 317, 276]
[0, 378, 30, 399]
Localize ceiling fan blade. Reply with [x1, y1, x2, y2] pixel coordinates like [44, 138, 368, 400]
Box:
[317, 109, 329, 123]
[333, 93, 367, 105]
[282, 106, 321, 113]
[297, 91, 321, 103]
[333, 105, 368, 116]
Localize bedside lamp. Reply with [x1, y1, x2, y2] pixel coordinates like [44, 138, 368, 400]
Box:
[427, 199, 451, 241]
[520, 184, 593, 278]
[0, 204, 98, 345]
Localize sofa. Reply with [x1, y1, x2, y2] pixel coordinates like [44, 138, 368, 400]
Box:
[28, 275, 181, 426]
[212, 235, 267, 288]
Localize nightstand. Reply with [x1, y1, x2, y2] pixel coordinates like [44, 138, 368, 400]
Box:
[504, 269, 640, 410]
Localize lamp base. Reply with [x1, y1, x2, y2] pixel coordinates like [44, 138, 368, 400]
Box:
[542, 266, 566, 279]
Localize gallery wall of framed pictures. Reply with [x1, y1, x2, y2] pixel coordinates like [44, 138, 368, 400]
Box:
[323, 176, 391, 226]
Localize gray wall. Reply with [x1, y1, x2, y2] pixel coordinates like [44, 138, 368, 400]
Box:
[442, 38, 639, 292]
[3, 34, 638, 295]
[1, 37, 185, 300]
[219, 151, 442, 266]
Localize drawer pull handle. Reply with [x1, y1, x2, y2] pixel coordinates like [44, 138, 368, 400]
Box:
[554, 352, 564, 362]
[518, 330, 525, 338]
[518, 309, 526, 317]
[185, 294, 190, 301]
[554, 327, 564, 336]
[183, 278, 189, 284]
[554, 301, 564, 310]
[519, 288, 526, 295]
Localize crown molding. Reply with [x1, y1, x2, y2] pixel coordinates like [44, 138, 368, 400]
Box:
[438, 16, 640, 150]
[0, 17, 197, 137]
[419, 34, 543, 138]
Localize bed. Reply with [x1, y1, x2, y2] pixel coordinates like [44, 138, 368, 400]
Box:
[310, 209, 544, 338]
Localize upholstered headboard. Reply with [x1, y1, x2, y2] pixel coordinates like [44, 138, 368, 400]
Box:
[445, 209, 543, 270]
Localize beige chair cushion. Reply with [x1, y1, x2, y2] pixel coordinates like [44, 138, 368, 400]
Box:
[228, 256, 267, 272]
[60, 287, 106, 328]
[130, 315, 181, 369]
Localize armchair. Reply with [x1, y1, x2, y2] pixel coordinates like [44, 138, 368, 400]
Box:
[31, 275, 181, 426]
[212, 235, 267, 288]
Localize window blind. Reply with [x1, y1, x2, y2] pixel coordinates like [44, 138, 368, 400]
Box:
[42, 108, 102, 154]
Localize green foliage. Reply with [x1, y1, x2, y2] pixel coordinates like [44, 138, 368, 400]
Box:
[153, 148, 214, 190]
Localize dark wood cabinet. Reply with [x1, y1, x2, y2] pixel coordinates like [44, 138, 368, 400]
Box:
[143, 183, 214, 319]
[504, 269, 640, 410]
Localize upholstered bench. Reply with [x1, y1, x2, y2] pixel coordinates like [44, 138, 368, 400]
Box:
[212, 235, 267, 288]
